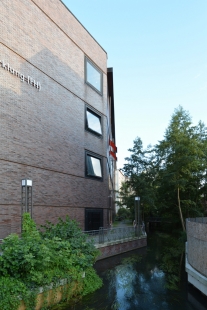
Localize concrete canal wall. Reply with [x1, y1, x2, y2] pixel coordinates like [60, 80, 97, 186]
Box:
[186, 218, 207, 296]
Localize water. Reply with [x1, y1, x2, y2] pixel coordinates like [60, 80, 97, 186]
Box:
[57, 232, 207, 310]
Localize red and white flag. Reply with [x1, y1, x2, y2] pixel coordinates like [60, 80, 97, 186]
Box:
[109, 139, 117, 160]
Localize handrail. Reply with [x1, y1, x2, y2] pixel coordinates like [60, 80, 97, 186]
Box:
[83, 225, 146, 245]
[0, 225, 147, 246]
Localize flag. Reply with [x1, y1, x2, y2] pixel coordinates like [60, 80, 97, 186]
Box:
[109, 139, 117, 160]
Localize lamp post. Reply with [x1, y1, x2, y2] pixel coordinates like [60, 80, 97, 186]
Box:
[135, 196, 140, 236]
[21, 179, 33, 231]
[108, 189, 115, 227]
[108, 192, 112, 227]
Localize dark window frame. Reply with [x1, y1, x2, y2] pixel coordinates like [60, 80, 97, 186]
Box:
[85, 151, 103, 181]
[85, 106, 102, 137]
[85, 208, 103, 231]
[85, 56, 103, 95]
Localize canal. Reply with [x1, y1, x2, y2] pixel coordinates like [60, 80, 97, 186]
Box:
[55, 231, 207, 310]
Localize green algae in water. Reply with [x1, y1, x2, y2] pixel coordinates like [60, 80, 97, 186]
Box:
[121, 254, 143, 265]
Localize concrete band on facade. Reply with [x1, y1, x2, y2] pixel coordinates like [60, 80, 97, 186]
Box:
[0, 0, 116, 238]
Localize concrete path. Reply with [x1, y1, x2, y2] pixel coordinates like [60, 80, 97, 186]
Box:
[114, 220, 132, 228]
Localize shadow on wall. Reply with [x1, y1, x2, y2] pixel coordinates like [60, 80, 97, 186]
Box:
[0, 46, 108, 238]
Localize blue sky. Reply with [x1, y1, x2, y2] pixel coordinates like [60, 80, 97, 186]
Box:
[63, 0, 207, 168]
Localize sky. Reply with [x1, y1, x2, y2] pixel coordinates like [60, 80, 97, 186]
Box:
[62, 0, 207, 169]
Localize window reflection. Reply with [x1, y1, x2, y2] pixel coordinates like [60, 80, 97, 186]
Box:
[85, 58, 102, 94]
[86, 155, 102, 178]
[86, 110, 102, 135]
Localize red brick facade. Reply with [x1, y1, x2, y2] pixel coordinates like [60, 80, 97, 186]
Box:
[0, 0, 116, 238]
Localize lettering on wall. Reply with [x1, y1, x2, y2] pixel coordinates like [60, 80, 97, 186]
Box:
[0, 60, 41, 91]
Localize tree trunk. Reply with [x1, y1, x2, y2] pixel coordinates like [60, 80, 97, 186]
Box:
[178, 186, 186, 232]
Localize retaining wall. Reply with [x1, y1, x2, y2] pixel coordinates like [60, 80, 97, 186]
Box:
[96, 236, 147, 260]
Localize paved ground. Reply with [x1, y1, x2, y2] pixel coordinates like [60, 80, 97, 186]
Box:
[113, 220, 132, 228]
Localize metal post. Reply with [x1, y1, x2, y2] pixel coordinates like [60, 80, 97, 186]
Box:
[21, 179, 33, 232]
[99, 227, 104, 244]
[135, 197, 140, 236]
[138, 197, 140, 236]
[135, 199, 137, 226]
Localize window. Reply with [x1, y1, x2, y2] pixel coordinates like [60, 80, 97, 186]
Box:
[86, 108, 102, 136]
[85, 209, 103, 231]
[85, 152, 102, 179]
[85, 57, 103, 94]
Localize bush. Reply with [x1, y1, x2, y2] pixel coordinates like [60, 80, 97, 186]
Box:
[40, 216, 100, 267]
[116, 207, 131, 220]
[0, 213, 102, 309]
[0, 277, 27, 310]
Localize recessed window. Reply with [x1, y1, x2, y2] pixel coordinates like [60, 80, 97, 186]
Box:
[86, 152, 102, 179]
[86, 108, 102, 136]
[85, 209, 103, 231]
[85, 57, 103, 94]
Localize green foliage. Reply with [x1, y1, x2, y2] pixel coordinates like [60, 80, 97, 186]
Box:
[40, 216, 81, 240]
[0, 232, 72, 286]
[159, 232, 185, 290]
[40, 216, 100, 266]
[82, 267, 103, 296]
[121, 255, 143, 265]
[116, 207, 131, 220]
[121, 106, 207, 229]
[155, 106, 207, 229]
[121, 137, 157, 219]
[22, 212, 40, 239]
[0, 214, 102, 309]
[0, 277, 27, 310]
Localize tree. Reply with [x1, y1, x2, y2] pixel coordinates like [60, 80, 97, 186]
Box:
[155, 106, 207, 231]
[116, 207, 131, 220]
[120, 137, 157, 219]
[120, 107, 207, 231]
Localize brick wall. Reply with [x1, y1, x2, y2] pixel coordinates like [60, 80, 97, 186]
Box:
[0, 0, 111, 237]
[96, 237, 147, 260]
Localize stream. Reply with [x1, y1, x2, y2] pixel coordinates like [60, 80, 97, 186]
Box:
[56, 231, 207, 310]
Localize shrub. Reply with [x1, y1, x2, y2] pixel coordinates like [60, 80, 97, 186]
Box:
[0, 277, 27, 310]
[0, 214, 102, 309]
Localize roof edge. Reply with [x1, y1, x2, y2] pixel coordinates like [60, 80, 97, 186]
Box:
[59, 0, 107, 55]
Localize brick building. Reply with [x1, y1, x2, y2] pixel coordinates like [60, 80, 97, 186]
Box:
[0, 0, 117, 238]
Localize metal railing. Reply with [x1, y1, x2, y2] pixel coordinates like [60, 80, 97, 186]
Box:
[0, 225, 147, 246]
[83, 225, 146, 245]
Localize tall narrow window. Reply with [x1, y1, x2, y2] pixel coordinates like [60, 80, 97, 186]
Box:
[86, 108, 102, 136]
[86, 152, 102, 179]
[85, 57, 103, 94]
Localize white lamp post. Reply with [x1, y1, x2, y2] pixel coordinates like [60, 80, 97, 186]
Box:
[21, 179, 33, 219]
[135, 196, 140, 236]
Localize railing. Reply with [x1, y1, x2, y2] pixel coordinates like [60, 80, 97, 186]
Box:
[0, 226, 147, 246]
[83, 225, 146, 245]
